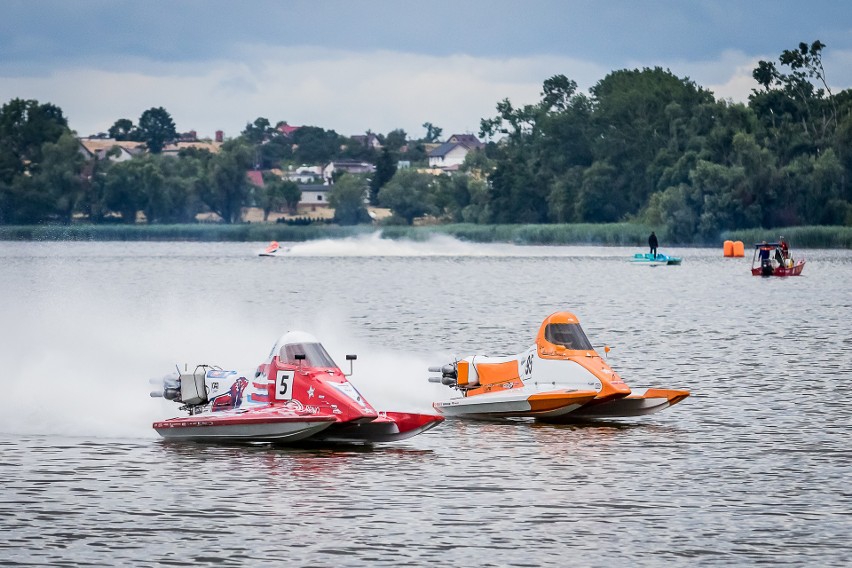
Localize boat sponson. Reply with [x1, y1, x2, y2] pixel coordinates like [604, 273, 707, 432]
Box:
[311, 412, 444, 443]
[434, 389, 597, 419]
[546, 388, 690, 420]
[153, 410, 336, 442]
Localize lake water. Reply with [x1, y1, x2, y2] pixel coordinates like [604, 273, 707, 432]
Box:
[1, 235, 850, 567]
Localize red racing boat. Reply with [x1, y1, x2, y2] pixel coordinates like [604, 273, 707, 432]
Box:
[151, 331, 443, 444]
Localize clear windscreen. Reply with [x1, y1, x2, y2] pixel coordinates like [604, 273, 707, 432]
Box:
[544, 323, 594, 351]
[279, 342, 338, 367]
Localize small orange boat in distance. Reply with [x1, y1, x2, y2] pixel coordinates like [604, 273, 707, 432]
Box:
[259, 241, 290, 257]
[429, 312, 690, 421]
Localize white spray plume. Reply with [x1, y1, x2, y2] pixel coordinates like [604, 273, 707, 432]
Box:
[0, 283, 447, 439]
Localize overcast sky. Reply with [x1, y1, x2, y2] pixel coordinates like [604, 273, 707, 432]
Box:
[2, 0, 850, 140]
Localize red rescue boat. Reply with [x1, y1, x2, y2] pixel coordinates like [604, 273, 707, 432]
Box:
[751, 239, 805, 276]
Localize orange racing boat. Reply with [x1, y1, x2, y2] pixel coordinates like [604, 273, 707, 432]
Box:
[429, 312, 689, 421]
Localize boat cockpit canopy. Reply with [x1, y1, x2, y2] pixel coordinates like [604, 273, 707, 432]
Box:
[543, 323, 594, 351]
[280, 342, 337, 368]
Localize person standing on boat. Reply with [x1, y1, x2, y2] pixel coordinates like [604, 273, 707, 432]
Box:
[779, 237, 789, 259]
[758, 241, 771, 261]
[648, 232, 658, 259]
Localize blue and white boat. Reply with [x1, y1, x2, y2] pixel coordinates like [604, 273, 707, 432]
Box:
[631, 252, 682, 266]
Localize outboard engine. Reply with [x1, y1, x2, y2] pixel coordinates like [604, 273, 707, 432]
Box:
[428, 364, 459, 387]
[761, 258, 773, 276]
[150, 365, 213, 414]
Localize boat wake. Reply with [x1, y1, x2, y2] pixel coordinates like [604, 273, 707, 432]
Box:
[0, 290, 442, 441]
[283, 232, 608, 258]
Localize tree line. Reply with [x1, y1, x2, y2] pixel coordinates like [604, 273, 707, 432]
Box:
[1, 40, 850, 241]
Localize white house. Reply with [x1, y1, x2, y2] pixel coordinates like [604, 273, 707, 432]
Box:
[298, 184, 331, 210]
[78, 138, 141, 162]
[427, 134, 484, 169]
[322, 160, 375, 183]
[284, 165, 323, 184]
[349, 133, 382, 150]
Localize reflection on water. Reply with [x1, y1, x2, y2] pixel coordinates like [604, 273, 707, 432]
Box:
[0, 241, 851, 566]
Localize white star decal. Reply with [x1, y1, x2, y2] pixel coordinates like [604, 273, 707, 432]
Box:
[307, 386, 315, 398]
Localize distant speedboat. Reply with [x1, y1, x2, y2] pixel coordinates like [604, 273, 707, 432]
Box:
[151, 331, 443, 444]
[259, 241, 288, 256]
[631, 252, 681, 265]
[429, 312, 689, 421]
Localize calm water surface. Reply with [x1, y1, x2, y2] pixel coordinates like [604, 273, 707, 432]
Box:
[1, 237, 850, 567]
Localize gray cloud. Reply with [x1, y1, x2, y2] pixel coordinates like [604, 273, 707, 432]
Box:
[3, 0, 850, 71]
[1, 0, 850, 138]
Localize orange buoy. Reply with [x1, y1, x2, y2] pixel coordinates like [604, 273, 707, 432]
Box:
[733, 241, 745, 257]
[723, 240, 734, 257]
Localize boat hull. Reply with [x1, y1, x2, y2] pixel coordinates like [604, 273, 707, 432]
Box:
[751, 259, 805, 276]
[153, 409, 336, 443]
[542, 388, 690, 421]
[631, 253, 681, 265]
[433, 389, 598, 419]
[311, 412, 444, 443]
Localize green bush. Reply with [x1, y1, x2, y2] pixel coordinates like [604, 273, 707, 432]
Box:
[721, 226, 852, 248]
[1, 222, 848, 248]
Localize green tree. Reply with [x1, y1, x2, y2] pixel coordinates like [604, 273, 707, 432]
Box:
[108, 118, 137, 141]
[257, 174, 301, 220]
[0, 98, 69, 183]
[432, 173, 491, 222]
[2, 174, 55, 224]
[369, 147, 397, 205]
[281, 179, 302, 214]
[576, 160, 621, 223]
[137, 160, 168, 223]
[378, 169, 438, 224]
[546, 167, 584, 223]
[642, 184, 698, 243]
[78, 149, 114, 223]
[460, 147, 494, 179]
[138, 107, 177, 154]
[479, 75, 594, 223]
[383, 129, 408, 152]
[142, 155, 202, 223]
[328, 174, 370, 225]
[199, 141, 254, 223]
[159, 150, 208, 223]
[688, 160, 760, 238]
[0, 98, 70, 223]
[242, 117, 272, 145]
[292, 126, 344, 164]
[460, 177, 491, 223]
[103, 158, 152, 223]
[422, 122, 443, 142]
[31, 132, 86, 223]
[750, 40, 838, 163]
[257, 136, 293, 169]
[589, 67, 715, 216]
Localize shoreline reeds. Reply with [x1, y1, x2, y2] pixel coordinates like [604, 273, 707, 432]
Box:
[0, 223, 849, 248]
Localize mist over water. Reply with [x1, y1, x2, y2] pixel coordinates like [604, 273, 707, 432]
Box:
[2, 238, 851, 566]
[0, 237, 476, 438]
[282, 231, 615, 257]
